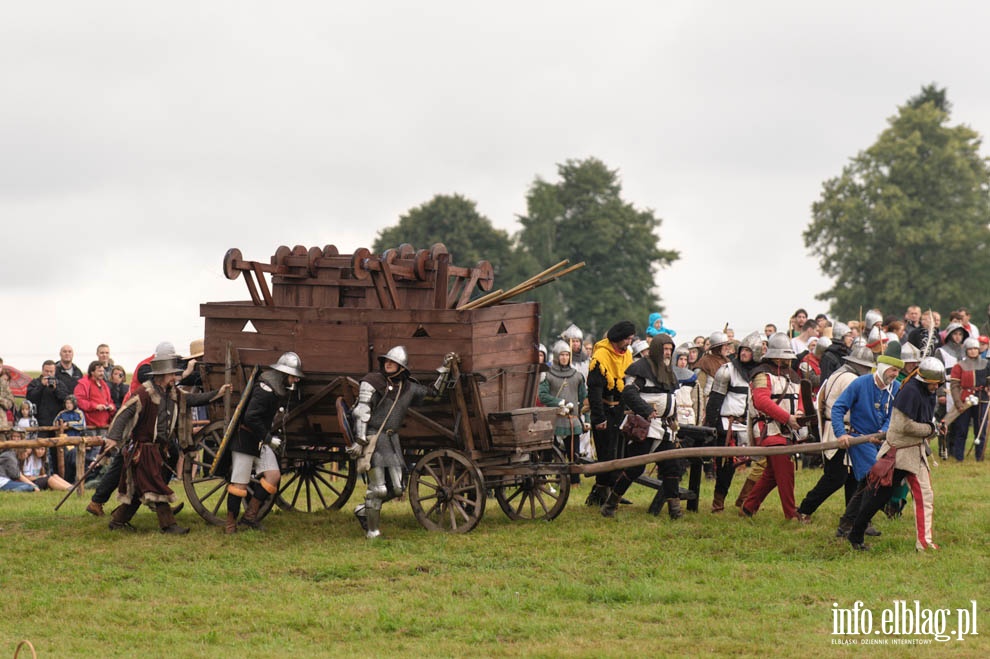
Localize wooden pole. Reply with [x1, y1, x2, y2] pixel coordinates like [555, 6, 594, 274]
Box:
[210, 365, 260, 476]
[571, 433, 885, 476]
[458, 260, 569, 310]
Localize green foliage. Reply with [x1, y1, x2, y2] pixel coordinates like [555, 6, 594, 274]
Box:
[516, 157, 680, 342]
[805, 85, 990, 320]
[372, 193, 522, 283]
[2, 457, 989, 657]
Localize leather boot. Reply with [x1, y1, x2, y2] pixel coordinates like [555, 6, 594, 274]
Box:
[156, 503, 189, 535]
[86, 500, 105, 517]
[239, 497, 265, 530]
[667, 497, 683, 520]
[600, 490, 622, 518]
[734, 479, 756, 508]
[584, 484, 609, 507]
[647, 490, 665, 516]
[224, 511, 237, 535]
[711, 492, 726, 513]
[108, 503, 138, 531]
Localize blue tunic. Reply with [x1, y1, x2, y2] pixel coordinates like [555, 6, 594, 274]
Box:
[830, 373, 900, 481]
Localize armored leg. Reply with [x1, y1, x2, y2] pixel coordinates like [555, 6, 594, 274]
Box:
[362, 467, 389, 539]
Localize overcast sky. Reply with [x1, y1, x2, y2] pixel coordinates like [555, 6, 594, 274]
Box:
[2, 1, 988, 371]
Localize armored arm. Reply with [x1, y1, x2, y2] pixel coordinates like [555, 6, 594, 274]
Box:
[351, 380, 375, 445]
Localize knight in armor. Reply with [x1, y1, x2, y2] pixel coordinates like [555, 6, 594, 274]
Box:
[740, 333, 803, 520]
[561, 323, 592, 459]
[687, 331, 732, 507]
[673, 344, 698, 428]
[947, 337, 989, 461]
[602, 335, 680, 518]
[348, 346, 448, 539]
[584, 321, 636, 507]
[224, 351, 304, 534]
[796, 346, 875, 525]
[704, 331, 763, 513]
[539, 341, 589, 483]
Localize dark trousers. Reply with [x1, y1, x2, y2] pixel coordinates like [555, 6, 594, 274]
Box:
[92, 451, 124, 505]
[849, 472, 906, 545]
[950, 404, 987, 461]
[797, 449, 856, 516]
[838, 478, 869, 528]
[592, 407, 624, 488]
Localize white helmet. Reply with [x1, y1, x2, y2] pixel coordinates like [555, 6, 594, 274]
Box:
[832, 322, 851, 339]
[560, 323, 583, 341]
[963, 337, 981, 351]
[551, 340, 571, 363]
[900, 342, 921, 364]
[378, 346, 409, 370]
[864, 309, 883, 329]
[916, 356, 946, 384]
[631, 339, 650, 357]
[763, 333, 796, 360]
[271, 351, 304, 378]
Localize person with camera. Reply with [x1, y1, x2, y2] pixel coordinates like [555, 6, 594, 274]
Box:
[26, 361, 71, 475]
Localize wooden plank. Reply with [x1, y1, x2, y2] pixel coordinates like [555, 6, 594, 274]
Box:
[201, 301, 539, 325]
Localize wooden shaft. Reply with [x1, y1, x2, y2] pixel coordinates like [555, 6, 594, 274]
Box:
[0, 436, 105, 450]
[571, 433, 885, 476]
[209, 365, 260, 476]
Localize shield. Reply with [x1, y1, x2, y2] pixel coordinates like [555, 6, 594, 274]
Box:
[336, 396, 355, 446]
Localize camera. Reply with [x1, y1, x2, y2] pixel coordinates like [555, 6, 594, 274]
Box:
[46, 376, 56, 387]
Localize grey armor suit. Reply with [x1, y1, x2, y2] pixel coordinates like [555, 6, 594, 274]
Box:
[349, 347, 450, 539]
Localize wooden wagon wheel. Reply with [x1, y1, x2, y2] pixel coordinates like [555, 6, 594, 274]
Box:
[181, 421, 276, 526]
[275, 448, 357, 512]
[493, 446, 571, 521]
[408, 448, 486, 533]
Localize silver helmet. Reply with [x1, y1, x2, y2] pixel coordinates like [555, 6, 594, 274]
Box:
[864, 309, 883, 330]
[832, 322, 851, 340]
[900, 342, 921, 364]
[551, 340, 571, 363]
[378, 346, 409, 370]
[631, 339, 650, 357]
[559, 323, 583, 341]
[271, 351, 304, 378]
[916, 356, 946, 384]
[763, 333, 796, 360]
[843, 345, 876, 369]
[963, 337, 981, 351]
[815, 336, 832, 358]
[738, 331, 765, 361]
[708, 331, 730, 350]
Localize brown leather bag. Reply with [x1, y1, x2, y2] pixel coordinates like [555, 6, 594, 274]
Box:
[620, 413, 651, 442]
[866, 447, 897, 491]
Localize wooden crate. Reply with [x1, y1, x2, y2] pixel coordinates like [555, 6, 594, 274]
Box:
[487, 407, 557, 449]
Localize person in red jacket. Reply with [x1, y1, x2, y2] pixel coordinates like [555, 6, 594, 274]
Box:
[741, 333, 804, 520]
[74, 361, 116, 432]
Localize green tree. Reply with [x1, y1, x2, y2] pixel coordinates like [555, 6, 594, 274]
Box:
[516, 157, 680, 343]
[372, 193, 523, 285]
[804, 86, 990, 320]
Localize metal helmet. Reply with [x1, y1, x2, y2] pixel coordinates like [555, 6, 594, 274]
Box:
[843, 345, 876, 369]
[916, 356, 946, 384]
[153, 341, 178, 359]
[559, 323, 583, 341]
[537, 344, 548, 361]
[864, 309, 883, 330]
[631, 339, 650, 357]
[963, 337, 981, 351]
[899, 342, 921, 364]
[832, 322, 851, 339]
[271, 351, 305, 378]
[378, 346, 408, 370]
[551, 340, 571, 363]
[815, 336, 832, 358]
[738, 331, 765, 361]
[708, 331, 730, 350]
[763, 333, 796, 360]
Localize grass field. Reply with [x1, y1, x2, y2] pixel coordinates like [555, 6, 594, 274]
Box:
[1, 454, 988, 658]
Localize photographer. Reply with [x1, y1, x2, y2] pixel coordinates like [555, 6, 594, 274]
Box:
[27, 360, 70, 434]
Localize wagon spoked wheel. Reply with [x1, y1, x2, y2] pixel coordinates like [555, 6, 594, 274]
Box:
[275, 451, 357, 512]
[182, 421, 276, 526]
[408, 449, 486, 533]
[494, 447, 571, 521]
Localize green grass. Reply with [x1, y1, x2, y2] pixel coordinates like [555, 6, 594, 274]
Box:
[2, 455, 988, 658]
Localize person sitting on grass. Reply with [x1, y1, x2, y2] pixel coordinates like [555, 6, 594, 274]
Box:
[18, 445, 72, 491]
[1, 428, 39, 492]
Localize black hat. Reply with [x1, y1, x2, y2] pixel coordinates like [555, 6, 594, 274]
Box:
[606, 320, 636, 343]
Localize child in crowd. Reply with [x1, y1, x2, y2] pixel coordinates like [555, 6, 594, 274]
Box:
[18, 445, 72, 491]
[15, 400, 39, 439]
[53, 395, 87, 479]
[646, 312, 677, 339]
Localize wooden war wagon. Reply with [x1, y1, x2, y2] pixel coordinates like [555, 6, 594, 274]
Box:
[181, 242, 581, 533]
